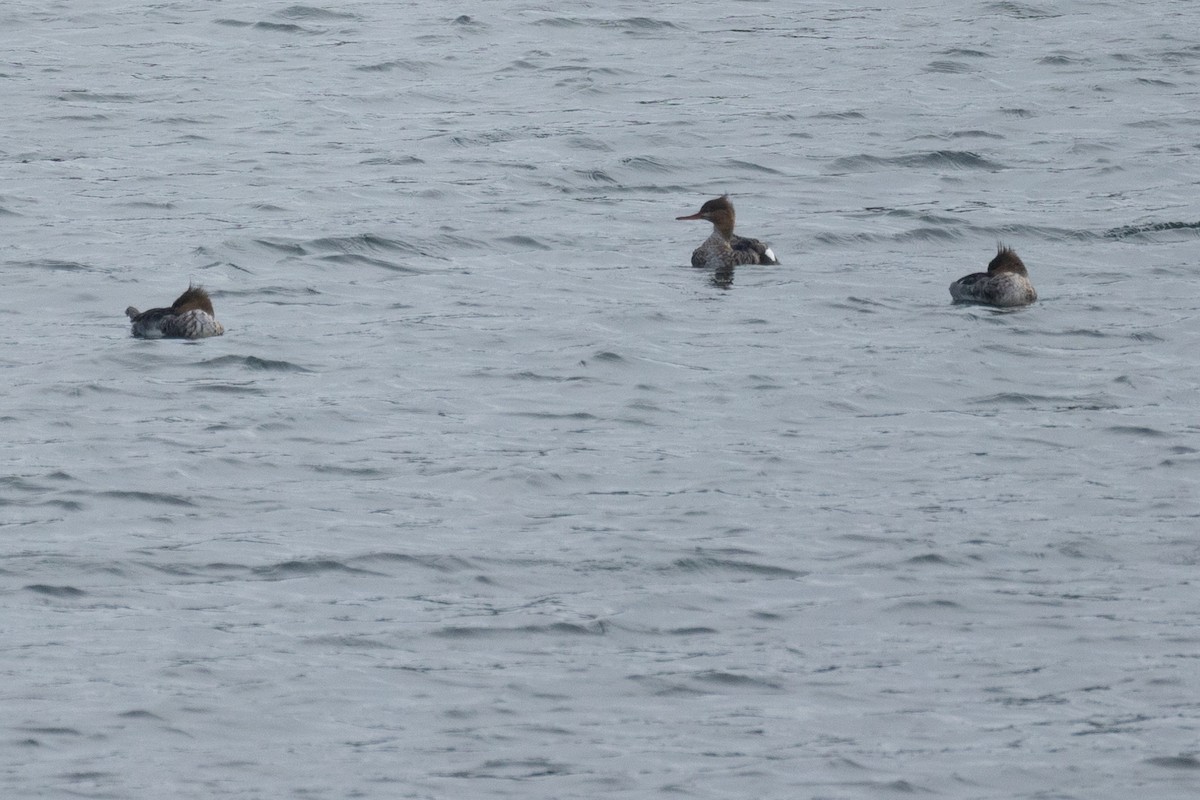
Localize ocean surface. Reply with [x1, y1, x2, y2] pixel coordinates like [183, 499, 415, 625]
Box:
[4, 1, 1200, 797]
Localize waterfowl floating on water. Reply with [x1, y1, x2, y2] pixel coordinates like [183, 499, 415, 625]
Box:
[126, 286, 225, 339]
[949, 246, 1037, 307]
[676, 195, 779, 270]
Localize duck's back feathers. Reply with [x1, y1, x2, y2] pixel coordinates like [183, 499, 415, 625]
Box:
[731, 234, 779, 266]
[949, 246, 1037, 307]
[949, 272, 1037, 307]
[689, 230, 778, 269]
[127, 286, 224, 339]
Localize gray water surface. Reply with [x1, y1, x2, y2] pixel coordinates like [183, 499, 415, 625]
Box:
[4, 2, 1200, 798]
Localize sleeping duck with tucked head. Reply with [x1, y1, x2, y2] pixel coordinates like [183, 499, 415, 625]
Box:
[676, 195, 779, 270]
[949, 246, 1037, 308]
[126, 285, 225, 339]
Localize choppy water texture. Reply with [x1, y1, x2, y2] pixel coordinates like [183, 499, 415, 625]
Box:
[4, 1, 1200, 798]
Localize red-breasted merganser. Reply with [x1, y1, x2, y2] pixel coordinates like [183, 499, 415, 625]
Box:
[676, 195, 779, 269]
[949, 246, 1037, 307]
[126, 286, 225, 339]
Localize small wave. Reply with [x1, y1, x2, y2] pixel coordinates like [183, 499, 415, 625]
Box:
[250, 238, 307, 255]
[307, 233, 420, 253]
[996, 693, 1068, 707]
[444, 758, 568, 780]
[8, 259, 91, 271]
[1160, 46, 1200, 64]
[195, 383, 266, 394]
[276, 5, 359, 21]
[434, 621, 607, 638]
[942, 48, 992, 58]
[949, 130, 1004, 139]
[121, 200, 175, 210]
[508, 410, 598, 421]
[894, 227, 963, 242]
[812, 231, 880, 245]
[117, 710, 165, 721]
[691, 670, 784, 691]
[566, 135, 613, 152]
[667, 557, 802, 579]
[499, 370, 593, 383]
[310, 464, 385, 477]
[575, 169, 617, 183]
[355, 60, 431, 74]
[887, 599, 965, 612]
[98, 490, 195, 507]
[966, 392, 1118, 410]
[304, 635, 392, 649]
[1145, 755, 1200, 770]
[627, 675, 707, 697]
[251, 21, 318, 34]
[1107, 425, 1169, 438]
[1105, 220, 1200, 241]
[971, 223, 1093, 241]
[534, 17, 586, 28]
[534, 16, 678, 31]
[498, 234, 551, 251]
[1039, 53, 1088, 66]
[301, 233, 434, 264]
[925, 60, 974, 74]
[723, 158, 784, 175]
[433, 232, 488, 251]
[905, 553, 955, 565]
[23, 584, 86, 598]
[619, 155, 676, 174]
[232, 284, 320, 298]
[876, 207, 964, 226]
[348, 552, 473, 572]
[253, 559, 380, 578]
[449, 130, 516, 146]
[197, 355, 311, 372]
[57, 90, 137, 103]
[17, 727, 83, 737]
[1043, 327, 1112, 339]
[830, 150, 1005, 172]
[616, 17, 680, 30]
[834, 295, 888, 312]
[985, 2, 1058, 19]
[360, 155, 424, 165]
[41, 499, 84, 512]
[317, 253, 426, 272]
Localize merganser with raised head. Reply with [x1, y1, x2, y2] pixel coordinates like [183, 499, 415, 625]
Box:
[949, 246, 1037, 307]
[126, 286, 225, 339]
[677, 195, 779, 269]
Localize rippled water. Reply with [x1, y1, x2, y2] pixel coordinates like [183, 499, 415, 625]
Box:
[5, 2, 1200, 798]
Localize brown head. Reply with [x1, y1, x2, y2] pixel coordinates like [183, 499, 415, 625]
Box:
[677, 195, 736, 239]
[987, 246, 1028, 276]
[170, 285, 216, 315]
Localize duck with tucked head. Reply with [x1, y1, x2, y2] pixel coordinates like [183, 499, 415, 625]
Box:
[126, 286, 225, 339]
[677, 195, 779, 269]
[950, 246, 1037, 308]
